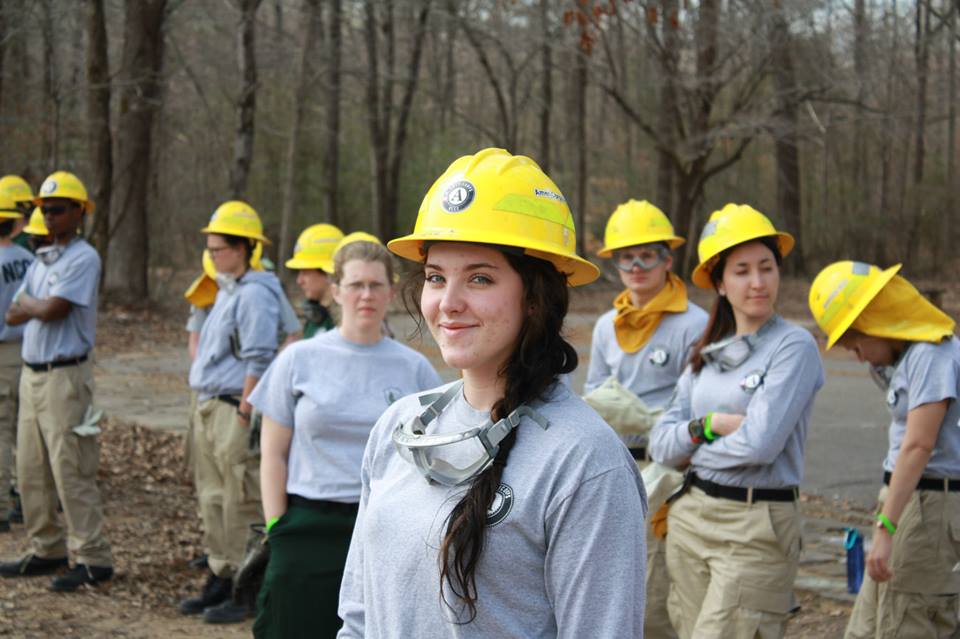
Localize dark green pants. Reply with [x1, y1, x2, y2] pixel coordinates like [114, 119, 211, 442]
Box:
[253, 500, 358, 639]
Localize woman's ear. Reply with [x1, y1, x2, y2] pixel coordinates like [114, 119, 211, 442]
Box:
[331, 282, 342, 306]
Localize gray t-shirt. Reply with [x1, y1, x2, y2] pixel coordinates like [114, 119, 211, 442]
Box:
[338, 382, 648, 639]
[188, 270, 282, 399]
[650, 315, 824, 488]
[0, 244, 34, 342]
[21, 238, 100, 363]
[585, 303, 708, 408]
[249, 329, 442, 503]
[883, 338, 960, 478]
[185, 304, 208, 333]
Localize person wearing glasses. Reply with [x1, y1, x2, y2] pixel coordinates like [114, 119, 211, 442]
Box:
[808, 261, 960, 639]
[649, 204, 824, 639]
[586, 199, 707, 639]
[338, 149, 647, 638]
[179, 200, 287, 625]
[0, 171, 113, 592]
[250, 236, 441, 638]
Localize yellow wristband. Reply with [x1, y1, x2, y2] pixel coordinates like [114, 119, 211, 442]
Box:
[265, 515, 280, 533]
[876, 512, 897, 535]
[703, 412, 716, 442]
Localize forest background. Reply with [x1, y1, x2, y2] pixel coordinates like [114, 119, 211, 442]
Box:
[0, 0, 954, 303]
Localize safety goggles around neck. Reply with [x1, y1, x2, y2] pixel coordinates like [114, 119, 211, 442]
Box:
[700, 316, 777, 372]
[392, 380, 549, 487]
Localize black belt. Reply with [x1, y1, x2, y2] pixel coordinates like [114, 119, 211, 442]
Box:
[628, 447, 647, 461]
[214, 394, 241, 408]
[691, 473, 798, 503]
[288, 494, 359, 516]
[24, 354, 88, 373]
[883, 471, 960, 492]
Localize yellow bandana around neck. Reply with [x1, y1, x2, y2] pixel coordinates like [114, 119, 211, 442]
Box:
[613, 272, 689, 354]
[851, 275, 955, 343]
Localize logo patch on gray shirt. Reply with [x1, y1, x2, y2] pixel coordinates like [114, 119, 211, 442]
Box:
[740, 370, 765, 393]
[647, 347, 669, 367]
[485, 483, 514, 527]
[887, 389, 898, 407]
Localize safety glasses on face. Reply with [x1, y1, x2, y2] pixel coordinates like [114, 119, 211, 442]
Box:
[41, 204, 77, 216]
[392, 381, 549, 486]
[614, 246, 668, 272]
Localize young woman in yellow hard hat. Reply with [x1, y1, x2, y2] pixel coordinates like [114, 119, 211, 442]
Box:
[809, 261, 959, 639]
[180, 200, 285, 624]
[649, 203, 824, 639]
[337, 148, 647, 637]
[285, 224, 344, 338]
[249, 237, 441, 638]
[586, 198, 707, 639]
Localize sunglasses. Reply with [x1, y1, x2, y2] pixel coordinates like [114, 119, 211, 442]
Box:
[42, 204, 77, 216]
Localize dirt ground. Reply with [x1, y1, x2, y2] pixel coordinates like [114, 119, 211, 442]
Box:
[6, 275, 952, 637]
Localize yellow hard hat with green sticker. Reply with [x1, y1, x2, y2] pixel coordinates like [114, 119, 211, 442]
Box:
[808, 261, 902, 349]
[201, 200, 270, 244]
[598, 199, 684, 257]
[691, 203, 794, 289]
[34, 171, 95, 213]
[0, 175, 33, 208]
[287, 224, 344, 273]
[388, 148, 598, 286]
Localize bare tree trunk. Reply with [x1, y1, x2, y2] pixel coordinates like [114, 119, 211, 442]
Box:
[943, 0, 957, 268]
[40, 0, 59, 171]
[853, 0, 868, 251]
[103, 0, 167, 302]
[656, 0, 679, 215]
[769, 2, 804, 274]
[86, 0, 113, 267]
[913, 0, 930, 185]
[323, 0, 343, 227]
[277, 0, 322, 278]
[573, 46, 588, 258]
[228, 0, 262, 200]
[538, 0, 552, 173]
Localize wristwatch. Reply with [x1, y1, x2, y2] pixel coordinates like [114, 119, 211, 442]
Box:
[688, 418, 705, 445]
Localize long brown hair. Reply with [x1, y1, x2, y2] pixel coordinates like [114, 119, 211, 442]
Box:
[689, 237, 782, 373]
[403, 249, 577, 622]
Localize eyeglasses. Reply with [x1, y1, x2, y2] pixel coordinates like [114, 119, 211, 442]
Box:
[614, 247, 668, 272]
[41, 204, 75, 216]
[207, 245, 233, 256]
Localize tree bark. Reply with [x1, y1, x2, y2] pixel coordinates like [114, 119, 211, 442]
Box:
[573, 46, 588, 258]
[277, 0, 322, 279]
[539, 0, 552, 173]
[943, 0, 957, 268]
[40, 0, 59, 171]
[769, 2, 804, 274]
[656, 0, 679, 216]
[85, 0, 113, 268]
[228, 0, 262, 200]
[323, 0, 343, 228]
[103, 0, 167, 302]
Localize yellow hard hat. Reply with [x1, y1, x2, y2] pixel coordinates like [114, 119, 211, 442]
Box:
[23, 207, 48, 235]
[597, 199, 684, 257]
[808, 261, 902, 349]
[184, 273, 219, 308]
[34, 171, 95, 213]
[201, 200, 270, 244]
[286, 224, 344, 273]
[335, 231, 382, 254]
[388, 148, 599, 286]
[0, 175, 33, 207]
[0, 189, 22, 221]
[201, 242, 266, 278]
[691, 203, 795, 289]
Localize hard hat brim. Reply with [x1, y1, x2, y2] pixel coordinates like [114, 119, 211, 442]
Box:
[0, 211, 24, 221]
[691, 231, 795, 289]
[597, 234, 685, 258]
[184, 273, 218, 308]
[33, 196, 95, 214]
[824, 264, 902, 350]
[200, 225, 271, 245]
[388, 233, 600, 287]
[284, 257, 335, 274]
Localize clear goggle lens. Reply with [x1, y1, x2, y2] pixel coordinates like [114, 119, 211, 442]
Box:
[614, 247, 667, 272]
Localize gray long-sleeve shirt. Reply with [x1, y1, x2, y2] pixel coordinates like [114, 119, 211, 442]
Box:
[338, 381, 648, 639]
[584, 304, 708, 407]
[188, 270, 281, 399]
[649, 315, 824, 488]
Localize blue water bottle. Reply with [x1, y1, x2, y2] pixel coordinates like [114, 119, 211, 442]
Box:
[844, 527, 865, 594]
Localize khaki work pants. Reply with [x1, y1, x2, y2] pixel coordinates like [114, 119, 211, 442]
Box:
[192, 398, 262, 578]
[0, 342, 22, 512]
[845, 487, 960, 639]
[17, 360, 112, 566]
[666, 486, 800, 639]
[647, 531, 679, 638]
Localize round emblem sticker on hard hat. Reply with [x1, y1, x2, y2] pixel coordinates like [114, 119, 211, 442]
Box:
[485, 483, 514, 527]
[40, 180, 58, 196]
[441, 180, 476, 213]
[740, 370, 765, 393]
[648, 347, 669, 367]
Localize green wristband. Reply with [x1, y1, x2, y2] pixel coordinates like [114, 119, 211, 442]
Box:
[876, 513, 897, 535]
[703, 412, 717, 442]
[265, 515, 280, 533]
